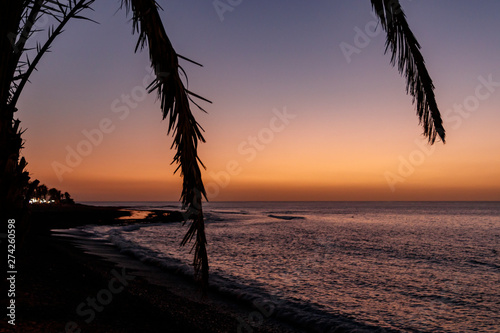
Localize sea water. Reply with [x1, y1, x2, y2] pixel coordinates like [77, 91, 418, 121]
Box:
[84, 201, 500, 332]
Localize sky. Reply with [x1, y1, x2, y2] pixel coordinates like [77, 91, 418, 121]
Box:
[16, 0, 500, 201]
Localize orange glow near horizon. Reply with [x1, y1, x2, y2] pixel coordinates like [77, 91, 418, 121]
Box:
[25, 123, 500, 202]
[22, 102, 500, 201]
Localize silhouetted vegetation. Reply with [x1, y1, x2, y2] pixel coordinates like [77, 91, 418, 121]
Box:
[0, 1, 95, 226]
[29, 182, 74, 204]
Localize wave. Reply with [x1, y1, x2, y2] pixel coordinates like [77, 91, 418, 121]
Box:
[86, 223, 390, 333]
[210, 210, 249, 215]
[117, 223, 166, 232]
[265, 210, 307, 214]
[468, 259, 500, 270]
[267, 214, 305, 220]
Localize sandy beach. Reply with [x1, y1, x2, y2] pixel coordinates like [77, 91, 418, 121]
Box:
[3, 204, 301, 333]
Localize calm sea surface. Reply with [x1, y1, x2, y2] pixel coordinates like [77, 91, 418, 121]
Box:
[84, 201, 500, 332]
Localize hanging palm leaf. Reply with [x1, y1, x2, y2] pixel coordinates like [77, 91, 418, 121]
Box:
[121, 0, 210, 288]
[371, 0, 446, 144]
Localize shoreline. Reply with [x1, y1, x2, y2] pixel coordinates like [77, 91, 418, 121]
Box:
[4, 204, 301, 333]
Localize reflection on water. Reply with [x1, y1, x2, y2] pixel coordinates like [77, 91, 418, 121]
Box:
[117, 209, 152, 220]
[90, 202, 500, 332]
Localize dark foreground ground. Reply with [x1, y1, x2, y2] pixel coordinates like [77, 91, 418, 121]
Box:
[1, 204, 301, 333]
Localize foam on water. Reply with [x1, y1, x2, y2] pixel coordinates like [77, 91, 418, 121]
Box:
[84, 202, 500, 332]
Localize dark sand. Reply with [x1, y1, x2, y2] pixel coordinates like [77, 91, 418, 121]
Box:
[1, 204, 302, 333]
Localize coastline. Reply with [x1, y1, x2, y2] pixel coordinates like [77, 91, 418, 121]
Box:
[5, 204, 301, 333]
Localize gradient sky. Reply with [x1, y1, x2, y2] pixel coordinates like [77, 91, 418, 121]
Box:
[16, 0, 500, 201]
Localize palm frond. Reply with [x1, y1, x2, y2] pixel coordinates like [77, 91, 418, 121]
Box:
[122, 0, 209, 288]
[0, 1, 26, 105]
[9, 0, 96, 107]
[371, 0, 445, 144]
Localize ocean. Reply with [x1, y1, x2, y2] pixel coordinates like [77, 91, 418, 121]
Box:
[82, 201, 500, 332]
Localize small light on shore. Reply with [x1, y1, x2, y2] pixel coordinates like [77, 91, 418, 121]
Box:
[29, 198, 55, 204]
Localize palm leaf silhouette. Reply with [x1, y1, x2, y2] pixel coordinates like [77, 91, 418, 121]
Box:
[122, 0, 210, 287]
[371, 0, 445, 144]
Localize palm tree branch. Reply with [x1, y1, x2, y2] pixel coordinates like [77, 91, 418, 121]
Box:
[13, 0, 43, 58]
[370, 0, 445, 143]
[177, 53, 203, 67]
[10, 0, 96, 107]
[122, 0, 209, 288]
[0, 2, 27, 105]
